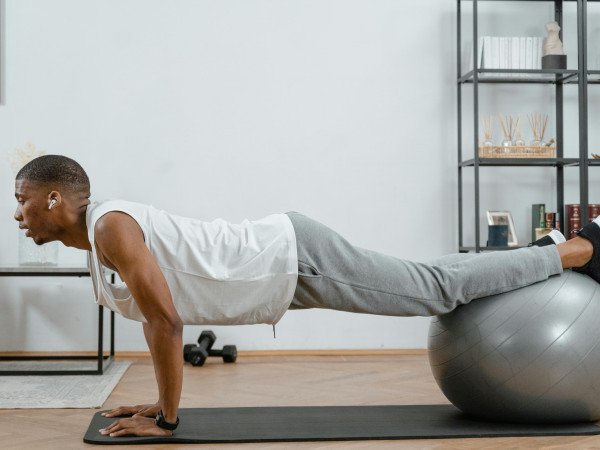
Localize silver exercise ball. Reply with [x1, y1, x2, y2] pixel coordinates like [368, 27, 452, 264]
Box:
[428, 270, 600, 424]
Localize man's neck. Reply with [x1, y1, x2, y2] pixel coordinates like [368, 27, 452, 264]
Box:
[57, 213, 92, 251]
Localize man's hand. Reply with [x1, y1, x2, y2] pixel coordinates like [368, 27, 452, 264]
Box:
[101, 403, 161, 418]
[99, 415, 173, 438]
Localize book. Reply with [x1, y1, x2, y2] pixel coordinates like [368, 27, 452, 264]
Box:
[532, 37, 539, 71]
[589, 204, 600, 222]
[545, 212, 555, 229]
[468, 37, 484, 70]
[492, 37, 500, 70]
[532, 204, 545, 241]
[479, 37, 484, 69]
[555, 212, 561, 231]
[483, 36, 492, 69]
[566, 204, 581, 240]
[519, 37, 527, 71]
[511, 37, 519, 71]
[525, 37, 533, 71]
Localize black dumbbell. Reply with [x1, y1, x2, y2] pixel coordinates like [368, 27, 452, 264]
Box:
[208, 344, 237, 363]
[185, 331, 215, 367]
[183, 331, 237, 366]
[183, 330, 215, 363]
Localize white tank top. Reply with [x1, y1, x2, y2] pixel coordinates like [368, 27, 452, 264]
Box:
[86, 200, 298, 326]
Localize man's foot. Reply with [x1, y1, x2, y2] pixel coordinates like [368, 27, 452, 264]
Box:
[529, 229, 566, 247]
[573, 219, 600, 283]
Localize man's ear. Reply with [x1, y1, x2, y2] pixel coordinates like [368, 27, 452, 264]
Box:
[47, 191, 62, 209]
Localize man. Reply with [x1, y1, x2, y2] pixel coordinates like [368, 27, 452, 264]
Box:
[12, 155, 600, 438]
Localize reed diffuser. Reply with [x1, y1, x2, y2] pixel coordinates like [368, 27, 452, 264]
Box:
[514, 115, 525, 147]
[528, 112, 549, 146]
[481, 115, 494, 147]
[498, 114, 518, 153]
[7, 143, 58, 266]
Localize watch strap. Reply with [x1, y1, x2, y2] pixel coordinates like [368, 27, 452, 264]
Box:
[155, 410, 179, 431]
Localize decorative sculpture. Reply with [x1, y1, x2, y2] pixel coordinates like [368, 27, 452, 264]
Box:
[542, 21, 567, 69]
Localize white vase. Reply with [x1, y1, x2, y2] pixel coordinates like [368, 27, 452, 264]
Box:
[18, 229, 58, 266]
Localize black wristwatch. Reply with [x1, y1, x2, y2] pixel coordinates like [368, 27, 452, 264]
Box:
[155, 410, 179, 431]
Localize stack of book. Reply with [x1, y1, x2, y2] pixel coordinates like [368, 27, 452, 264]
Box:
[531, 204, 560, 242]
[565, 204, 600, 239]
[471, 36, 545, 72]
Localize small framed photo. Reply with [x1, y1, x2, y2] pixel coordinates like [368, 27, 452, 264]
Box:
[486, 210, 518, 246]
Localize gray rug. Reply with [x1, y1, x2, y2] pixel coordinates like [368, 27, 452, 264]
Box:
[0, 360, 131, 409]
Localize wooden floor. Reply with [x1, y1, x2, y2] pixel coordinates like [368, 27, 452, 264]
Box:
[0, 352, 598, 449]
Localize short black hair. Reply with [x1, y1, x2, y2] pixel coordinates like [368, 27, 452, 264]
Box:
[16, 155, 90, 193]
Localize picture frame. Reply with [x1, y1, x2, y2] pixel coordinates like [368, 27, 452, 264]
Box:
[486, 210, 518, 246]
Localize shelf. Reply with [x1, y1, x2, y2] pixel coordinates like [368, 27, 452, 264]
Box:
[458, 69, 577, 84]
[459, 158, 579, 167]
[0, 267, 89, 276]
[589, 71, 600, 83]
[457, 1, 591, 254]
[459, 246, 525, 253]
[561, 70, 600, 84]
[459, 0, 600, 2]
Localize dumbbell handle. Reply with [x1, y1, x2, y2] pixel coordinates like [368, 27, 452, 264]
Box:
[208, 348, 224, 356]
[198, 336, 213, 351]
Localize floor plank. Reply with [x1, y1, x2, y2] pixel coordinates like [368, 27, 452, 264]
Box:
[0, 354, 598, 449]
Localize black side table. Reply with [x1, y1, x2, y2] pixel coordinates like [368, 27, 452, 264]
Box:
[0, 267, 115, 375]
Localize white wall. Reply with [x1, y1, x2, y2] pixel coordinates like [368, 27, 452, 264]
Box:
[3, 0, 587, 352]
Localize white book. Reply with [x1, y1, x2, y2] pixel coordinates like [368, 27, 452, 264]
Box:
[499, 37, 506, 69]
[512, 37, 520, 70]
[519, 37, 527, 70]
[483, 36, 492, 69]
[461, 42, 473, 72]
[538, 37, 544, 69]
[525, 37, 534, 70]
[491, 36, 500, 69]
[532, 37, 539, 70]
[479, 36, 484, 69]
[505, 37, 511, 77]
[467, 37, 484, 71]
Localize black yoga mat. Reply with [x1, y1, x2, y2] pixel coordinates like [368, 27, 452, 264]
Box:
[84, 404, 600, 445]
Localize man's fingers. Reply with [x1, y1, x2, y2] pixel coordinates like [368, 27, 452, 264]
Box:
[101, 404, 157, 417]
[101, 405, 139, 417]
[108, 428, 134, 437]
[101, 407, 127, 417]
[101, 420, 120, 433]
[100, 418, 131, 434]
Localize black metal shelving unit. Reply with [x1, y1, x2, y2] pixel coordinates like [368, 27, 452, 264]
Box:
[0, 267, 115, 375]
[458, 0, 595, 253]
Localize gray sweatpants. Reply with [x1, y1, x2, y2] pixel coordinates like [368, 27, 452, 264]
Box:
[284, 211, 563, 316]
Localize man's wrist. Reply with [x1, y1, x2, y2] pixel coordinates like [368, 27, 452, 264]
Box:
[155, 410, 179, 431]
[163, 411, 178, 423]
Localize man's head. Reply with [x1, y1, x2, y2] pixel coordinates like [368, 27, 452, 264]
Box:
[14, 155, 91, 246]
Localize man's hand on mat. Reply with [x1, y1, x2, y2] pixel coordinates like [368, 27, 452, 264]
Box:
[101, 403, 161, 418]
[99, 415, 173, 437]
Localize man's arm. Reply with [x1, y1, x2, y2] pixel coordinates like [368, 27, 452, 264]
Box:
[100, 323, 162, 422]
[95, 211, 183, 426]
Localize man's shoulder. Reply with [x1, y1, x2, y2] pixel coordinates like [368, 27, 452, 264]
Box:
[89, 199, 149, 232]
[90, 199, 147, 218]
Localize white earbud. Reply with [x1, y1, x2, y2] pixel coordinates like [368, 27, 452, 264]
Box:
[48, 199, 57, 210]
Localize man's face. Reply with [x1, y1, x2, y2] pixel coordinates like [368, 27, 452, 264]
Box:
[14, 179, 57, 245]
